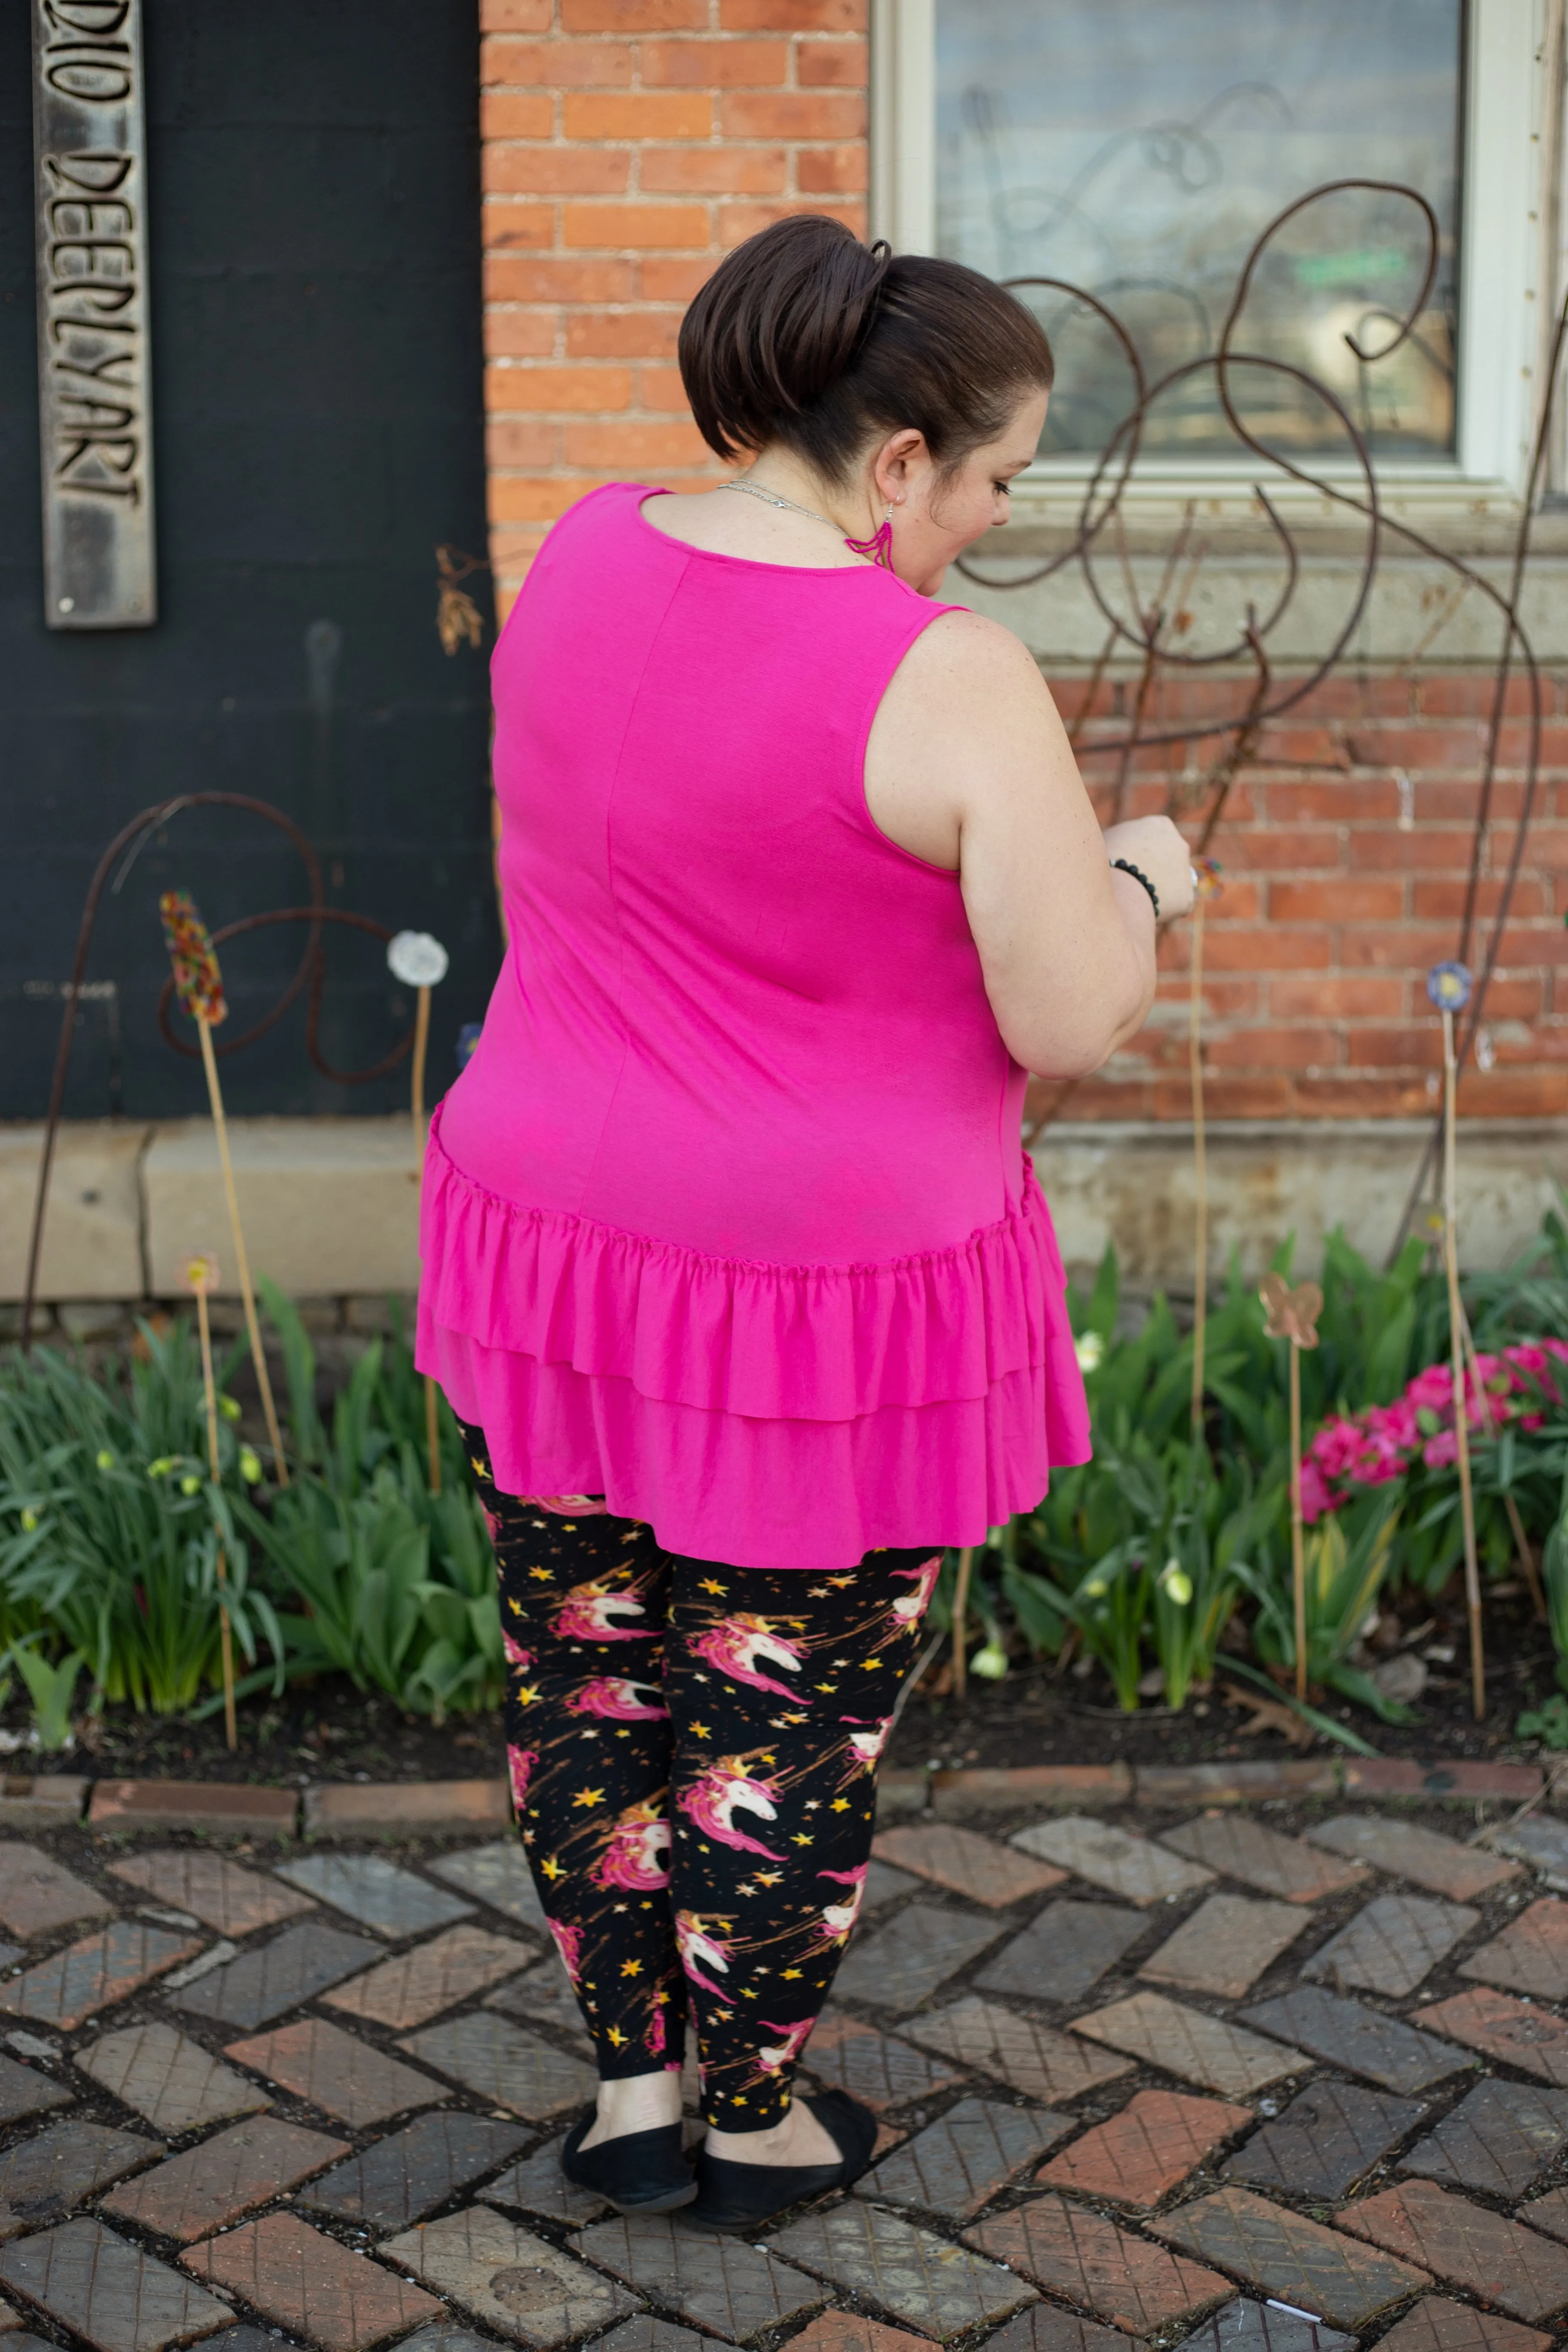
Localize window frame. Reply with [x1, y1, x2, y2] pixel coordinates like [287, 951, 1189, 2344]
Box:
[870, 0, 1549, 506]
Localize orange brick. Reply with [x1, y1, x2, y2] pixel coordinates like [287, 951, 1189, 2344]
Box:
[797, 144, 867, 193]
[1292, 1075, 1433, 1117]
[564, 418, 710, 466]
[719, 196, 864, 242]
[566, 309, 683, 358]
[1345, 1026, 1442, 1069]
[1204, 928, 1333, 973]
[564, 202, 710, 248]
[483, 38, 635, 84]
[1039, 2091, 1252, 2209]
[486, 256, 635, 301]
[1270, 975, 1405, 1020]
[1165, 1075, 1296, 1118]
[1354, 826, 1484, 870]
[1340, 925, 1458, 970]
[1413, 876, 1549, 920]
[480, 0, 551, 26]
[640, 38, 788, 84]
[562, 0, 705, 27]
[489, 476, 606, 522]
[564, 91, 712, 138]
[721, 0, 866, 25]
[482, 201, 554, 251]
[479, 92, 553, 138]
[798, 37, 867, 85]
[1219, 827, 1343, 871]
[1346, 726, 1484, 769]
[1271, 878, 1404, 923]
[638, 363, 689, 410]
[640, 256, 718, 300]
[1206, 1026, 1341, 1071]
[485, 364, 634, 411]
[643, 147, 788, 193]
[485, 420, 557, 467]
[487, 147, 630, 195]
[1262, 777, 1399, 822]
[484, 309, 557, 358]
[721, 89, 866, 138]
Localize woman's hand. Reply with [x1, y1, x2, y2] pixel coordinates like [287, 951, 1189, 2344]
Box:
[1102, 817, 1196, 919]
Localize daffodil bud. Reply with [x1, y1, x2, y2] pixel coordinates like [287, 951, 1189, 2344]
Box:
[239, 1446, 263, 1485]
[1159, 1558, 1193, 1607]
[95, 1449, 114, 1471]
[179, 1474, 202, 1496]
[219, 1395, 242, 1422]
[970, 1644, 1010, 1680]
[1074, 1331, 1105, 1373]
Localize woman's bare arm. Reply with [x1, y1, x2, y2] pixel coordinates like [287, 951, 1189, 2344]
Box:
[864, 611, 1193, 1078]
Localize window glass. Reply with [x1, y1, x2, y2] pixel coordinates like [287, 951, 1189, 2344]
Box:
[934, 0, 1463, 462]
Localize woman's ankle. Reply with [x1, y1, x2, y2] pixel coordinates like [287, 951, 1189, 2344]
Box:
[583, 2068, 683, 2147]
[704, 2099, 838, 2168]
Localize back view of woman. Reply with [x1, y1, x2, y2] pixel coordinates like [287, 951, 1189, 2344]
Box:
[419, 216, 1192, 2229]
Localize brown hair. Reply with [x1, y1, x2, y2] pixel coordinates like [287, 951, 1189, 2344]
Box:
[679, 214, 1054, 486]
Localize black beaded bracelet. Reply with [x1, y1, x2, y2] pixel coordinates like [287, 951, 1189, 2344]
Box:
[1111, 857, 1160, 919]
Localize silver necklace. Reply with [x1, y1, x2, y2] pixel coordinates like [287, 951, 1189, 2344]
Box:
[723, 477, 851, 536]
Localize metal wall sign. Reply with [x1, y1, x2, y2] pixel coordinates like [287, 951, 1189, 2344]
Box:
[32, 0, 156, 629]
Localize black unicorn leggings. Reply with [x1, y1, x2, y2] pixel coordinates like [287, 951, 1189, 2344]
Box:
[459, 1423, 941, 2129]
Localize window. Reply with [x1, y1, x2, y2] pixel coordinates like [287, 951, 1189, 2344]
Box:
[871, 0, 1546, 498]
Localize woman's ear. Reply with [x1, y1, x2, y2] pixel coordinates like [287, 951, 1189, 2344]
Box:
[871, 428, 928, 505]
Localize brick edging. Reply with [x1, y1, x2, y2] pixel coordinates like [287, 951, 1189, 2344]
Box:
[0, 1754, 1544, 1841]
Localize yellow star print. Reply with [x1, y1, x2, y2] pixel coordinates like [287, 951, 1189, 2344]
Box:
[831, 1798, 851, 1812]
[691, 1722, 711, 1739]
[514, 1683, 540, 1706]
[791, 1833, 813, 1847]
[540, 1856, 564, 1880]
[753, 1870, 782, 1886]
[699, 1578, 727, 1595]
[622, 1959, 643, 1977]
[863, 1657, 883, 1669]
[606, 2025, 627, 2048]
[529, 1566, 554, 1581]
[572, 1787, 605, 1808]
[781, 1967, 803, 1979]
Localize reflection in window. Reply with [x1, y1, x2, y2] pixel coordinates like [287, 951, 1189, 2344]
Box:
[935, 0, 1462, 461]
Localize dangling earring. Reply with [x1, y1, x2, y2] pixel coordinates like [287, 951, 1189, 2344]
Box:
[845, 501, 896, 570]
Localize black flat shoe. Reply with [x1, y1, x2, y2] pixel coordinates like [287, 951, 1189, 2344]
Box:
[686, 2089, 878, 2233]
[561, 2108, 697, 2214]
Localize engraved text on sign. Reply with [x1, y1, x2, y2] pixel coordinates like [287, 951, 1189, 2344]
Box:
[32, 0, 156, 629]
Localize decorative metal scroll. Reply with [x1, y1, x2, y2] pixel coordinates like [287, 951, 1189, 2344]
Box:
[32, 0, 156, 629]
[964, 181, 1558, 1251]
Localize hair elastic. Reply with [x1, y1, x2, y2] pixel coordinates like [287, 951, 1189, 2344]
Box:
[1111, 858, 1160, 919]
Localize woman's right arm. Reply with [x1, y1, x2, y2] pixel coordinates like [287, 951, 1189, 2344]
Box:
[866, 611, 1194, 1080]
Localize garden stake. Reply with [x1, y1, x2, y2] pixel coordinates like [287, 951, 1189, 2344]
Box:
[1260, 1273, 1323, 1701]
[952, 1546, 974, 1706]
[1430, 959, 1485, 1719]
[1189, 861, 1221, 1435]
[388, 932, 451, 1496]
[185, 1253, 238, 1751]
[159, 894, 288, 1488]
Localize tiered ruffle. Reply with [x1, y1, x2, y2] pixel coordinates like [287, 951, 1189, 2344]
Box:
[416, 1112, 1091, 1569]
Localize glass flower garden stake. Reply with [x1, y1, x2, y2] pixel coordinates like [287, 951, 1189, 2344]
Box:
[158, 892, 288, 1486]
[387, 930, 450, 1494]
[1260, 1272, 1323, 1700]
[1429, 959, 1484, 1719]
[184, 1253, 237, 1749]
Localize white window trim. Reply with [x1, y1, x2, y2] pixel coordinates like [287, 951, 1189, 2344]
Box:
[870, 0, 1548, 507]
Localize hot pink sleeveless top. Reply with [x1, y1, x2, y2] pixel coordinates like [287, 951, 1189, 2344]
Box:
[416, 483, 1090, 1568]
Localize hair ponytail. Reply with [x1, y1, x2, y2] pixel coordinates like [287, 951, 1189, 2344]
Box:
[679, 214, 1053, 485]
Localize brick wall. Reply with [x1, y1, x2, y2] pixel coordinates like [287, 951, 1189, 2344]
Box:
[477, 4, 1562, 1126]
[480, 0, 867, 609]
[1052, 671, 1567, 1124]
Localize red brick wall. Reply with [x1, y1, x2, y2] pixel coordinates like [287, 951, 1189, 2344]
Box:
[480, 0, 867, 609]
[1053, 671, 1567, 1124]
[478, 5, 1562, 1125]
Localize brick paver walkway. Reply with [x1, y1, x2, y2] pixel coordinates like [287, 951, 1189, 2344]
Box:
[0, 1792, 1564, 2352]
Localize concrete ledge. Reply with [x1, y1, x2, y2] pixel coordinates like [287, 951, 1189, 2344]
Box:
[144, 1118, 420, 1299]
[302, 1780, 511, 1840]
[1033, 1118, 1568, 1290]
[11, 1113, 1564, 1307]
[0, 1125, 147, 1302]
[87, 1779, 300, 1837]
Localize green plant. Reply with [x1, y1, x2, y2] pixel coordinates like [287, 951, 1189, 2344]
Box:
[7, 1641, 83, 1751]
[0, 1321, 284, 1720]
[1518, 1693, 1568, 1748]
[1231, 1487, 1407, 1719]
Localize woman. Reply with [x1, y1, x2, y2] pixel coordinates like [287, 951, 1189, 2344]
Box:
[417, 215, 1193, 2231]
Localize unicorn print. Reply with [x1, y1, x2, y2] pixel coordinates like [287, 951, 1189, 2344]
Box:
[591, 1798, 672, 1892]
[689, 1613, 806, 1700]
[567, 1675, 669, 1721]
[675, 1911, 733, 1997]
[677, 1756, 785, 1859]
[554, 1577, 656, 1642]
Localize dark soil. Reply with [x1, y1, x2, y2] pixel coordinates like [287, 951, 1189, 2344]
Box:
[12, 1585, 1558, 1783]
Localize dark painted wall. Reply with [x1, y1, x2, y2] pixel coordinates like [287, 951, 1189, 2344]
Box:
[0, 0, 497, 1120]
